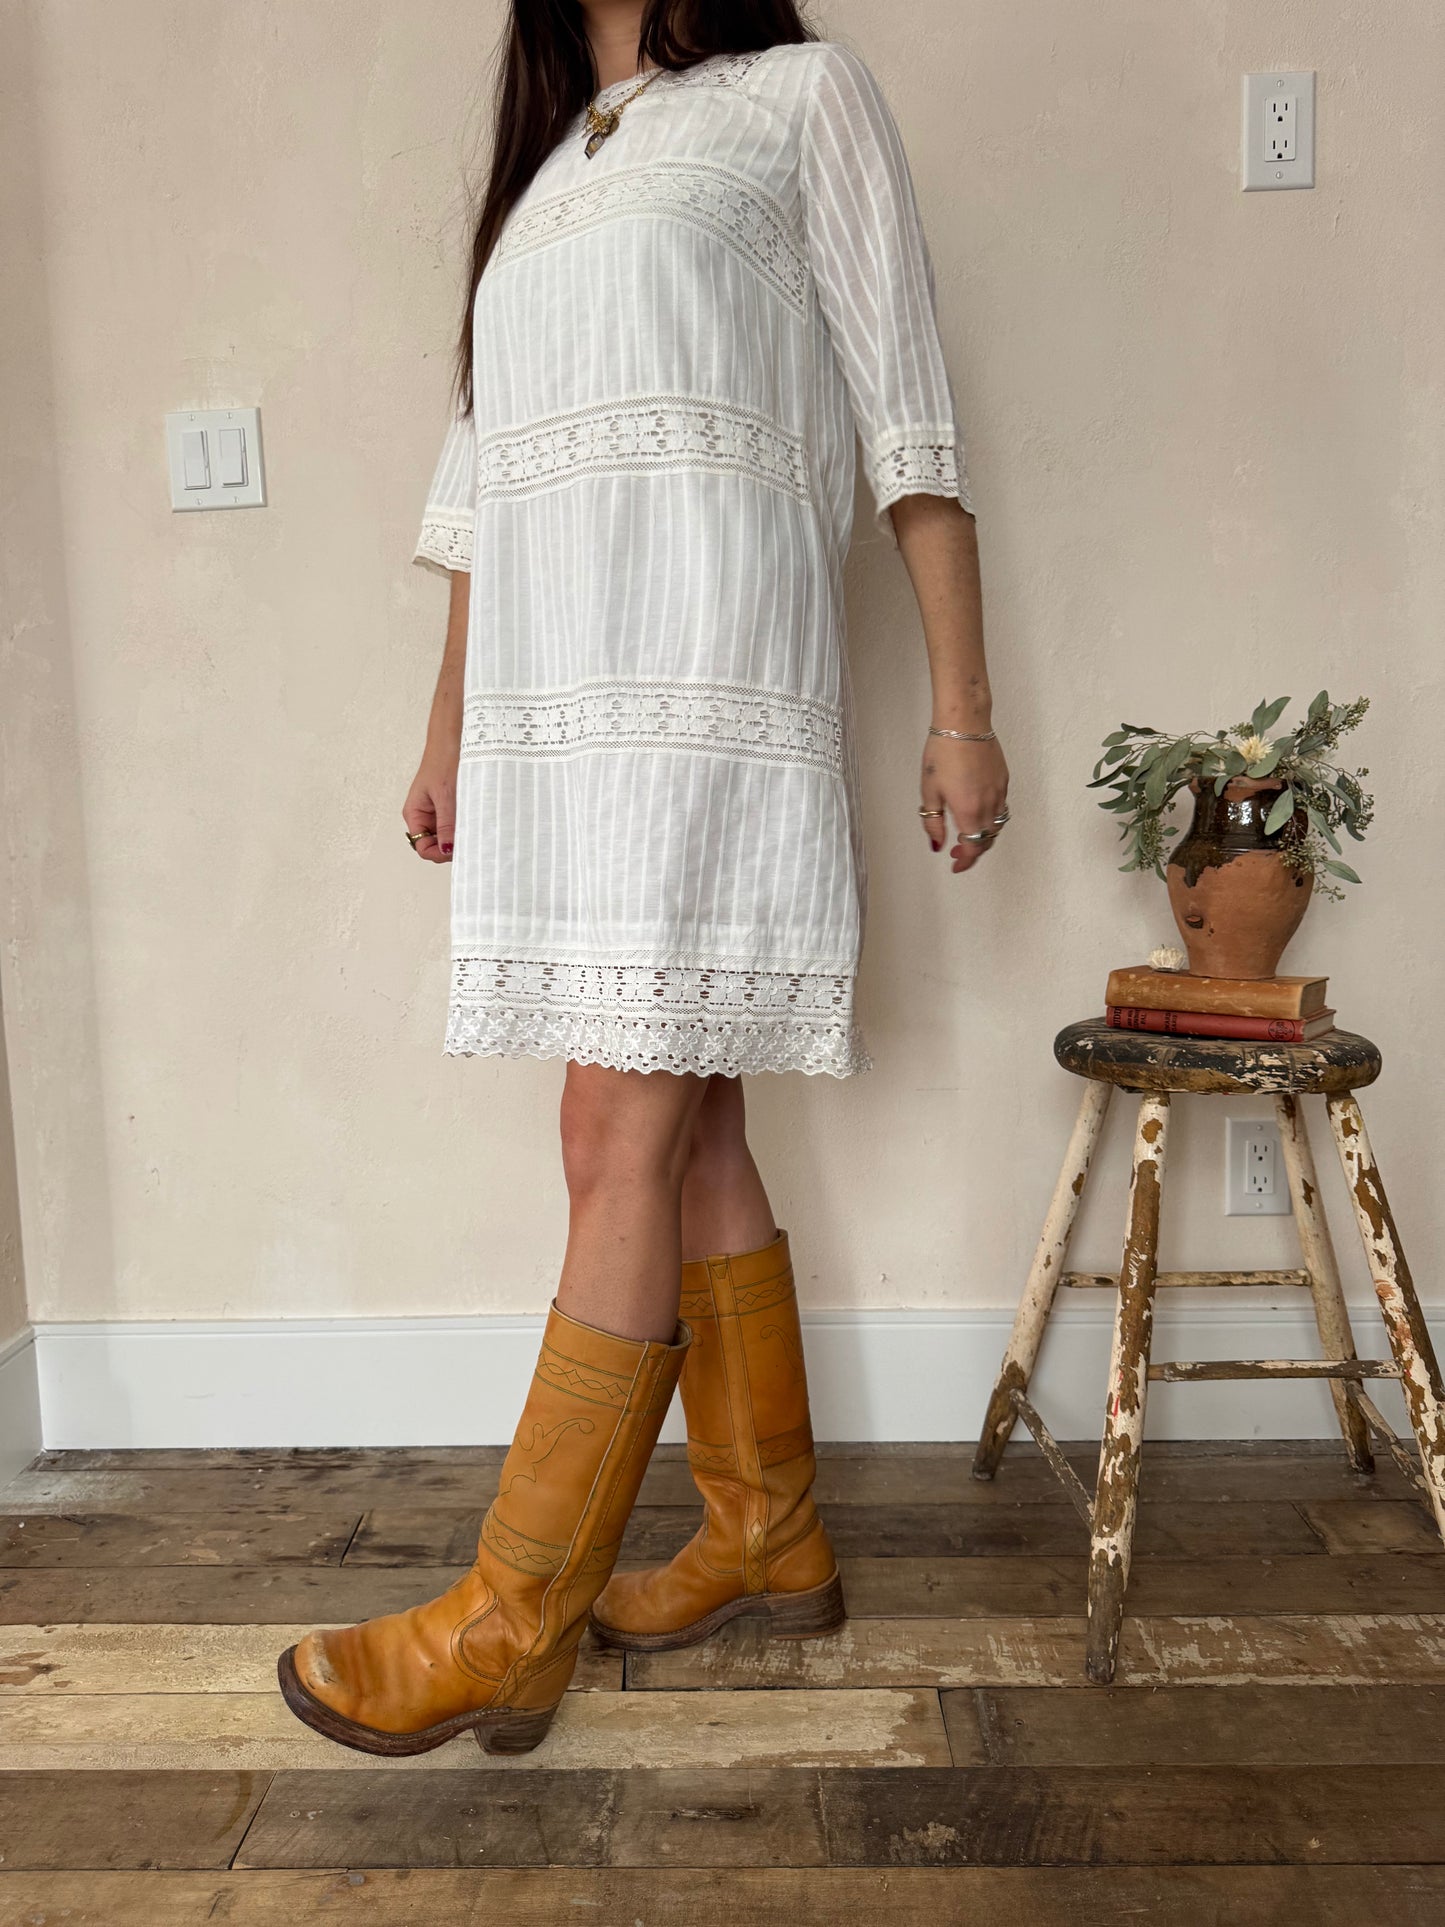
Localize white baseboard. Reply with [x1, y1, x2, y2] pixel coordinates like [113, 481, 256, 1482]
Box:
[0, 1328, 42, 1484]
[29, 1301, 1429, 1451]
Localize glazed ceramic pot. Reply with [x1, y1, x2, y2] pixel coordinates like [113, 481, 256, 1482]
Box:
[1166, 777, 1313, 980]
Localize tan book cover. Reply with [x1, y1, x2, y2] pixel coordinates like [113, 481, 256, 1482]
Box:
[1104, 965, 1329, 1020]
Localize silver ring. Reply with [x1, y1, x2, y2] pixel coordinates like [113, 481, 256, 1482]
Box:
[993, 810, 1011, 826]
[959, 830, 996, 844]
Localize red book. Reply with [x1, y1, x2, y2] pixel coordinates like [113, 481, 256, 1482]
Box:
[1105, 1005, 1337, 1043]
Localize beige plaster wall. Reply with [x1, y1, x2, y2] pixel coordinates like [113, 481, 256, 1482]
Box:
[4, 0, 1440, 1327]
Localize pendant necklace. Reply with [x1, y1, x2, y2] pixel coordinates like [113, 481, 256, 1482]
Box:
[583, 66, 665, 159]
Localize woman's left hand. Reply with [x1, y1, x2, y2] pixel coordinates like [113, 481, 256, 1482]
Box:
[919, 733, 1011, 874]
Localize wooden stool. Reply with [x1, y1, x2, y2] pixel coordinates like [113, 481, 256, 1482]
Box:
[972, 1019, 1445, 1684]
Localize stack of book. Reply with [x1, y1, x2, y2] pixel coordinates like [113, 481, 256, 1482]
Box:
[1104, 965, 1336, 1042]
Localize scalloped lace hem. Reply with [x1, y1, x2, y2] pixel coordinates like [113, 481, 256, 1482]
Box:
[445, 1005, 872, 1077]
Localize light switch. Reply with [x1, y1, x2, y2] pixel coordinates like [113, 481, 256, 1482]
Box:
[216, 426, 247, 488]
[166, 407, 266, 510]
[182, 430, 210, 491]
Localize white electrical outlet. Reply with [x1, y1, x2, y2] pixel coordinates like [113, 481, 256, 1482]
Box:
[1242, 71, 1315, 190]
[1225, 1117, 1292, 1216]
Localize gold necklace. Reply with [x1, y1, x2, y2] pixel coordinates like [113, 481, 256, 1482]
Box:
[583, 66, 664, 159]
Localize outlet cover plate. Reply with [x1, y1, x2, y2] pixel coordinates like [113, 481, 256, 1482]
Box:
[1243, 71, 1316, 191]
[1225, 1116, 1292, 1216]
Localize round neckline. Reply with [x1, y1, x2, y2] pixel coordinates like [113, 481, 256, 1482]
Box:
[591, 66, 662, 107]
[590, 50, 728, 107]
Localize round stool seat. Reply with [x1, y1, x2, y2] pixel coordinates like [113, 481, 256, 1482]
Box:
[1054, 1019, 1381, 1095]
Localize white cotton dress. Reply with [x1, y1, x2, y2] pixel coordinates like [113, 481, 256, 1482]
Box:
[414, 39, 972, 1078]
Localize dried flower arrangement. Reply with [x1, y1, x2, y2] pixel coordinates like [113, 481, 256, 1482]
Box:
[1090, 692, 1374, 900]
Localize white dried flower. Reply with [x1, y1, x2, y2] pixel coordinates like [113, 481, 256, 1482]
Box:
[1149, 944, 1188, 972]
[1232, 732, 1274, 765]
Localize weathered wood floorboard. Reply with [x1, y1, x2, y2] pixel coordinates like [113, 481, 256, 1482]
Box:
[0, 1566, 472, 1625]
[0, 1770, 269, 1871]
[0, 1623, 620, 1695]
[837, 1552, 1445, 1617]
[956, 1682, 1445, 1765]
[0, 1512, 360, 1569]
[345, 1499, 1328, 1565]
[3, 1551, 1441, 1625]
[816, 1765, 1445, 1865]
[626, 1612, 1445, 1690]
[6, 1867, 1445, 1927]
[1301, 1497, 1444, 1554]
[235, 1766, 834, 1870]
[0, 1687, 950, 1772]
[0, 1447, 1416, 1512]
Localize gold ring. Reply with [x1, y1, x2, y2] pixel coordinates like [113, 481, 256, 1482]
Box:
[918, 806, 946, 818]
[406, 830, 428, 849]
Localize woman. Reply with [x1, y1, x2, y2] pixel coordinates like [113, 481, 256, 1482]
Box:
[279, 0, 1007, 1757]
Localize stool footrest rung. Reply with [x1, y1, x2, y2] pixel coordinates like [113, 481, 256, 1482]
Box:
[1061, 1268, 1310, 1290]
[1006, 1386, 1094, 1526]
[1149, 1358, 1399, 1383]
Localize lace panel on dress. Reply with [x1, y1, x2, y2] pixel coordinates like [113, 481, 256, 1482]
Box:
[461, 679, 844, 776]
[495, 161, 808, 314]
[446, 955, 872, 1079]
[478, 396, 809, 503]
[670, 51, 769, 91]
[415, 508, 474, 572]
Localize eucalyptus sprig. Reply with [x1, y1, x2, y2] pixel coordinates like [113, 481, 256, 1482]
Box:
[1090, 692, 1374, 899]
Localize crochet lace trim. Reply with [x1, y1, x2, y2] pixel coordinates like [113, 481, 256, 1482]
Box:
[414, 509, 473, 573]
[867, 431, 975, 535]
[478, 395, 809, 503]
[461, 678, 844, 776]
[496, 160, 808, 314]
[445, 956, 871, 1078]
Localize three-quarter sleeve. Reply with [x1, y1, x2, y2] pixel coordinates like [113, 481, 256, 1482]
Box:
[413, 403, 477, 574]
[799, 43, 973, 543]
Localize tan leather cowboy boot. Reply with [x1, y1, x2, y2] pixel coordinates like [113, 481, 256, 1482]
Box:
[278, 1303, 688, 1755]
[590, 1227, 844, 1650]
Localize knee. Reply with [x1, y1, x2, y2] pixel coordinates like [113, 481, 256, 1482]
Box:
[559, 1065, 702, 1199]
[683, 1075, 752, 1186]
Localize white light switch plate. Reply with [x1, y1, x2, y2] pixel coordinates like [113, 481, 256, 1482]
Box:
[1242, 71, 1315, 190]
[166, 407, 266, 510]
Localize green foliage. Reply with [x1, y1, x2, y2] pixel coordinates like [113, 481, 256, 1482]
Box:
[1089, 693, 1374, 900]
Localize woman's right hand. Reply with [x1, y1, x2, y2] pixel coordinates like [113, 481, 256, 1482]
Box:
[402, 742, 459, 864]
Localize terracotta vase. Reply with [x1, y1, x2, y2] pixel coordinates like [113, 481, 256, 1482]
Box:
[1165, 777, 1313, 980]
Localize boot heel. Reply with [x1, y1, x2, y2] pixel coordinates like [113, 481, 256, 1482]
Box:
[764, 1570, 847, 1640]
[473, 1703, 559, 1755]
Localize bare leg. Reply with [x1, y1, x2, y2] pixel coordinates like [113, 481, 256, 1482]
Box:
[678, 1073, 779, 1260]
[556, 1062, 712, 1342]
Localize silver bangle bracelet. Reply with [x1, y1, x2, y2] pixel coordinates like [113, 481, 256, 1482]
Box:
[928, 726, 997, 742]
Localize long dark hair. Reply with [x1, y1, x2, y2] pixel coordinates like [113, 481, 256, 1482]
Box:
[456, 0, 816, 411]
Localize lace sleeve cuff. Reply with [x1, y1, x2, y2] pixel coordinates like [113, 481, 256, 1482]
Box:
[866, 431, 974, 545]
[413, 508, 474, 574]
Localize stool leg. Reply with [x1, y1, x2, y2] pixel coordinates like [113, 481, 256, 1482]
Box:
[1274, 1093, 1373, 1473]
[973, 1079, 1114, 1480]
[1327, 1092, 1445, 1544]
[1087, 1089, 1170, 1685]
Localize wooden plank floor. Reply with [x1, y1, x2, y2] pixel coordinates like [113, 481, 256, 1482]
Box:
[0, 1442, 1442, 1926]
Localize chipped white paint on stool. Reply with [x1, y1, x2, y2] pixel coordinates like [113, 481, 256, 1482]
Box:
[972, 1079, 1113, 1479]
[1087, 1090, 1171, 1684]
[1327, 1092, 1445, 1544]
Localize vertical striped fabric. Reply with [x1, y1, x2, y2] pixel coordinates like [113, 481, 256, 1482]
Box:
[414, 41, 972, 1078]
